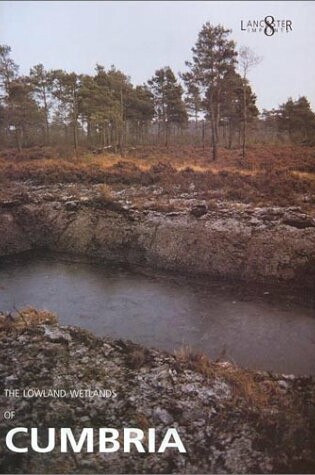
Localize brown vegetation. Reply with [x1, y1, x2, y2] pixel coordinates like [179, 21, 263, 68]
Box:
[175, 345, 277, 409]
[174, 343, 315, 469]
[0, 307, 57, 332]
[0, 145, 314, 209]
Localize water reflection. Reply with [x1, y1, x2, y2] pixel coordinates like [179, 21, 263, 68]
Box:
[0, 253, 314, 375]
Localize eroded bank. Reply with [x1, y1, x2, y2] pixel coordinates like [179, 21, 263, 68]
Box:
[1, 184, 315, 286]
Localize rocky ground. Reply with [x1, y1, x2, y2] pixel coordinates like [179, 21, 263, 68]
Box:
[0, 182, 315, 287]
[0, 311, 315, 474]
[0, 177, 315, 473]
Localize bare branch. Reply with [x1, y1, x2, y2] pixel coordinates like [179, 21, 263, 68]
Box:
[238, 46, 262, 79]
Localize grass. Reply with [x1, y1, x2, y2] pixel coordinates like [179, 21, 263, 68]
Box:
[0, 307, 57, 332]
[96, 183, 114, 203]
[174, 345, 278, 409]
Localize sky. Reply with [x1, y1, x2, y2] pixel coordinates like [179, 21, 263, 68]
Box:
[0, 1, 315, 112]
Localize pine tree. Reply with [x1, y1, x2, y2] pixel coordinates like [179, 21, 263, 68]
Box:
[277, 97, 315, 145]
[220, 69, 258, 149]
[0, 44, 18, 96]
[5, 77, 43, 150]
[183, 23, 237, 160]
[50, 70, 81, 153]
[148, 67, 187, 147]
[29, 64, 52, 145]
[125, 85, 154, 145]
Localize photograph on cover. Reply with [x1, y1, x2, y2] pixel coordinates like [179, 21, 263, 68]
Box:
[0, 1, 314, 473]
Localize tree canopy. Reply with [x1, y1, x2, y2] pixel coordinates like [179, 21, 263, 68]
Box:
[148, 66, 187, 146]
[0, 31, 313, 153]
[183, 23, 238, 160]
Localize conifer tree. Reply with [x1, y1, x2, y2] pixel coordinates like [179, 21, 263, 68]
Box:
[50, 70, 81, 153]
[183, 23, 237, 160]
[277, 97, 315, 145]
[148, 67, 187, 147]
[29, 64, 52, 145]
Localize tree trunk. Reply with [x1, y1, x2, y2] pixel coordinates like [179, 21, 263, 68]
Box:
[228, 122, 233, 149]
[202, 120, 205, 150]
[45, 115, 50, 145]
[140, 122, 143, 145]
[87, 119, 91, 146]
[209, 95, 217, 161]
[124, 119, 128, 148]
[215, 103, 220, 146]
[43, 102, 50, 145]
[64, 124, 68, 142]
[241, 81, 247, 163]
[41, 86, 50, 145]
[165, 123, 170, 147]
[119, 123, 124, 156]
[110, 125, 114, 146]
[211, 119, 217, 161]
[15, 128, 22, 152]
[107, 124, 110, 146]
[72, 84, 79, 156]
[73, 120, 78, 156]
[102, 126, 106, 148]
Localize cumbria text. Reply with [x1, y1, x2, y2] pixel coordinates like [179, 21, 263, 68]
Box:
[6, 427, 187, 453]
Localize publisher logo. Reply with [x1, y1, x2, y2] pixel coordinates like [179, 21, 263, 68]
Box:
[241, 16, 293, 36]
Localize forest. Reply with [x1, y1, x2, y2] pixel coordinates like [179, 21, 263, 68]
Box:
[1, 23, 315, 160]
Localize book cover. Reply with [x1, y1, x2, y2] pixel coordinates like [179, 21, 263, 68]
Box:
[0, 1, 314, 473]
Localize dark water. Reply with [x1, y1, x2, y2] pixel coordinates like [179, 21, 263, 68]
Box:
[0, 253, 314, 375]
